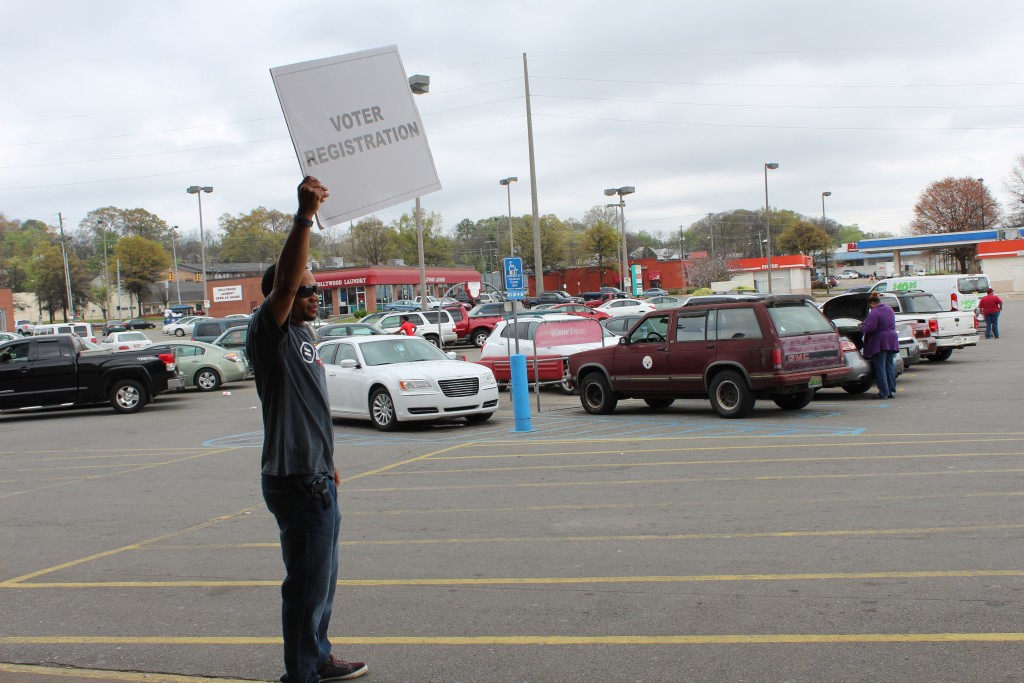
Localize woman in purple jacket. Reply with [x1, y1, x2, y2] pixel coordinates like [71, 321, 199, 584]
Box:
[860, 293, 900, 399]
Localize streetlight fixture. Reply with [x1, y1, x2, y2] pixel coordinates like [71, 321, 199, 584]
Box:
[499, 177, 518, 256]
[821, 191, 832, 295]
[409, 74, 430, 311]
[186, 185, 212, 313]
[763, 163, 779, 293]
[169, 226, 182, 305]
[604, 186, 635, 293]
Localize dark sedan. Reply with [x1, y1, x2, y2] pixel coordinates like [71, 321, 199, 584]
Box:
[123, 318, 156, 330]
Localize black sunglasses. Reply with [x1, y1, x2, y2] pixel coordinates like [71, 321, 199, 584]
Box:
[296, 284, 319, 298]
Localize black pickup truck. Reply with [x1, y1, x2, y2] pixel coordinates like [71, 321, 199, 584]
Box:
[0, 334, 182, 414]
[582, 287, 629, 303]
[522, 290, 584, 308]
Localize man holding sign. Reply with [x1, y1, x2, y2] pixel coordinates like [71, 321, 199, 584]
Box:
[247, 176, 367, 682]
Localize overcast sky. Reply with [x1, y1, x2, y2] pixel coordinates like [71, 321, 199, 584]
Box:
[2, 1, 1023, 246]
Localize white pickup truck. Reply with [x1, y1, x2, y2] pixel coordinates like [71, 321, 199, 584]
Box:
[822, 291, 977, 362]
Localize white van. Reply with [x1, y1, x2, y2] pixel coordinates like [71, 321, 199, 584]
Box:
[870, 274, 989, 313]
[31, 322, 97, 342]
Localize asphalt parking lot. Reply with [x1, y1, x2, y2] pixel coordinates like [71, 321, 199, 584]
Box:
[2, 305, 1023, 683]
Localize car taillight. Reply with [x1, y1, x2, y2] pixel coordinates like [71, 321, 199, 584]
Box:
[771, 347, 783, 369]
[839, 339, 857, 352]
[928, 318, 938, 332]
[158, 352, 176, 371]
[118, 345, 130, 351]
[950, 292, 958, 310]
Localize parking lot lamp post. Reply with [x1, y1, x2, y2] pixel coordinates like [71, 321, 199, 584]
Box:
[97, 220, 111, 317]
[409, 74, 430, 312]
[500, 177, 518, 256]
[977, 178, 985, 230]
[186, 186, 212, 312]
[822, 191, 832, 295]
[604, 186, 635, 293]
[764, 163, 779, 293]
[170, 226, 182, 305]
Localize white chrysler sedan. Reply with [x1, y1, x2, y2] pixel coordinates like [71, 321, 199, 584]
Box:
[317, 335, 499, 431]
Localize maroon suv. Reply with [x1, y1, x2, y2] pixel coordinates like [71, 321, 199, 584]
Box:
[567, 296, 849, 418]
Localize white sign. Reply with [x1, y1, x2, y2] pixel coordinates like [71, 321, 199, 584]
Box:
[270, 46, 441, 227]
[213, 286, 243, 302]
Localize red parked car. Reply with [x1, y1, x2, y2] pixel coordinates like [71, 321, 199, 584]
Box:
[545, 303, 611, 321]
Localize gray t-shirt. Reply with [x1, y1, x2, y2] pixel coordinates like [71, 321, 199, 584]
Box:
[247, 304, 334, 476]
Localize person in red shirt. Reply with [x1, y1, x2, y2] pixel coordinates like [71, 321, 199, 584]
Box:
[978, 287, 1003, 339]
[398, 315, 417, 336]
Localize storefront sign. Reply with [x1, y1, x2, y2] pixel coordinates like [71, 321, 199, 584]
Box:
[212, 286, 243, 302]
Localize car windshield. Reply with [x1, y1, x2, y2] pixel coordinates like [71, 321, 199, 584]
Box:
[120, 332, 148, 341]
[767, 303, 835, 337]
[957, 276, 988, 293]
[358, 338, 448, 366]
[360, 313, 387, 325]
[900, 294, 943, 313]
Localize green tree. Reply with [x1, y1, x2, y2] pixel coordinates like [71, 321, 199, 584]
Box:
[776, 221, 832, 257]
[114, 236, 171, 317]
[28, 242, 90, 321]
[352, 216, 396, 265]
[514, 214, 568, 274]
[388, 211, 451, 266]
[910, 176, 1002, 273]
[218, 207, 291, 263]
[81, 207, 168, 241]
[580, 221, 620, 285]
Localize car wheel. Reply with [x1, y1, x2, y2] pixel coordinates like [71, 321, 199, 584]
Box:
[708, 370, 755, 418]
[174, 329, 185, 337]
[496, 381, 509, 393]
[773, 389, 815, 410]
[842, 379, 873, 394]
[194, 368, 221, 392]
[423, 334, 440, 347]
[465, 412, 493, 425]
[110, 379, 147, 414]
[579, 373, 618, 415]
[370, 387, 398, 431]
[643, 398, 675, 409]
[471, 329, 490, 348]
[926, 348, 953, 362]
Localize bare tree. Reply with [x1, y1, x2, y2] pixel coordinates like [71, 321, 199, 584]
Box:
[909, 176, 1002, 273]
[1005, 154, 1024, 228]
[352, 216, 394, 265]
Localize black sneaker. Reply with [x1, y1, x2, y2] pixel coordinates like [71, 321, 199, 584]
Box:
[319, 654, 368, 681]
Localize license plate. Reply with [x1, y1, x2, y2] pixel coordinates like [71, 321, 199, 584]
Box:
[808, 375, 823, 389]
[951, 336, 964, 345]
[899, 348, 909, 358]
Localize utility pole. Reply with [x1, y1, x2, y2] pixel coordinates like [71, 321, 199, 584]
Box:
[524, 53, 543, 296]
[57, 213, 74, 321]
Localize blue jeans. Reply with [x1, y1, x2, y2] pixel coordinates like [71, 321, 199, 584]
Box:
[263, 474, 340, 683]
[985, 311, 1000, 339]
[871, 351, 897, 397]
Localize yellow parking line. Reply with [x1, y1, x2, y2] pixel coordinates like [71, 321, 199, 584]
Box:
[5, 568, 1024, 589]
[1, 633, 1022, 645]
[372, 451, 1024, 476]
[431, 437, 1024, 460]
[337, 442, 467, 484]
[346, 467, 1024, 494]
[0, 503, 263, 586]
[0, 447, 240, 500]
[0, 663, 253, 683]
[468, 432, 1024, 446]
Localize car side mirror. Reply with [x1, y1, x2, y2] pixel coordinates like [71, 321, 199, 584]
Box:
[618, 336, 627, 345]
[446, 351, 457, 360]
[338, 359, 358, 369]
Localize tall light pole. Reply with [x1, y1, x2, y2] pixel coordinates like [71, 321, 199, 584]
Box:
[97, 220, 111, 318]
[409, 74, 430, 311]
[977, 177, 985, 231]
[821, 191, 832, 295]
[499, 177, 518, 256]
[604, 186, 635, 293]
[169, 225, 182, 305]
[764, 163, 779, 293]
[186, 185, 212, 312]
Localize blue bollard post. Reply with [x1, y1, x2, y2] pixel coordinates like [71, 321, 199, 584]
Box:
[509, 353, 533, 432]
